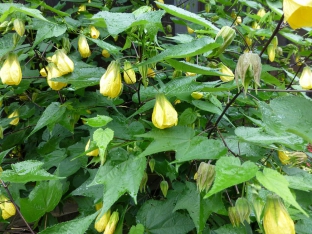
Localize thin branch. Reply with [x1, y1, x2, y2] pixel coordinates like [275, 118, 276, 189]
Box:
[216, 128, 238, 157]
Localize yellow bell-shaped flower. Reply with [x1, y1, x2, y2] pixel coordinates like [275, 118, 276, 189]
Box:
[46, 63, 67, 91]
[219, 63, 234, 82]
[85, 139, 99, 157]
[78, 35, 91, 58]
[0, 195, 16, 220]
[0, 53, 22, 86]
[52, 49, 74, 75]
[300, 66, 312, 90]
[102, 49, 110, 58]
[90, 26, 100, 39]
[152, 93, 178, 129]
[95, 209, 111, 232]
[100, 60, 122, 98]
[283, 0, 312, 29]
[103, 211, 119, 234]
[123, 61, 136, 84]
[263, 194, 295, 234]
[8, 110, 19, 125]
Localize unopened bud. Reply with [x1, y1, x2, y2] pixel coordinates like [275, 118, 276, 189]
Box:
[219, 63, 234, 82]
[123, 61, 136, 84]
[212, 26, 236, 57]
[104, 211, 119, 234]
[252, 194, 264, 223]
[13, 19, 25, 37]
[78, 35, 91, 58]
[299, 66, 312, 90]
[85, 139, 99, 156]
[0, 195, 16, 220]
[95, 209, 111, 232]
[160, 180, 169, 198]
[196, 162, 215, 193]
[191, 92, 203, 99]
[8, 110, 19, 125]
[235, 197, 251, 224]
[90, 26, 100, 39]
[228, 206, 240, 227]
[139, 172, 148, 193]
[62, 37, 71, 54]
[102, 49, 110, 58]
[149, 158, 155, 173]
[139, 64, 148, 87]
[0, 53, 22, 86]
[267, 44, 275, 62]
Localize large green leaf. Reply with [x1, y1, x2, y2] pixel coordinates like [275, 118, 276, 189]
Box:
[89, 156, 146, 215]
[0, 147, 13, 164]
[256, 168, 307, 216]
[0, 161, 63, 183]
[28, 102, 66, 137]
[137, 126, 227, 162]
[136, 198, 194, 234]
[205, 156, 258, 198]
[38, 212, 98, 234]
[20, 180, 63, 222]
[82, 115, 112, 128]
[93, 128, 114, 164]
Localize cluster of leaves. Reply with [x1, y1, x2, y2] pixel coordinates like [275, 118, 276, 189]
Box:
[1, 0, 312, 233]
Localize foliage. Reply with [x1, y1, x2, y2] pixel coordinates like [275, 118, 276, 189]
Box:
[1, 0, 312, 233]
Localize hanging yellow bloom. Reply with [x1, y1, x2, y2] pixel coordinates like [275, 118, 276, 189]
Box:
[46, 63, 67, 91]
[102, 49, 110, 58]
[219, 63, 234, 82]
[283, 0, 312, 29]
[300, 66, 312, 90]
[13, 19, 25, 37]
[90, 26, 100, 39]
[0, 195, 16, 220]
[85, 139, 99, 156]
[95, 209, 111, 232]
[40, 68, 48, 77]
[103, 211, 119, 234]
[0, 53, 22, 86]
[78, 35, 91, 58]
[191, 92, 203, 99]
[100, 61, 122, 98]
[8, 110, 19, 125]
[123, 61, 136, 84]
[52, 49, 74, 75]
[152, 93, 178, 129]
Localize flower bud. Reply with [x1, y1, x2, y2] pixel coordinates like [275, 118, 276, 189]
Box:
[0, 21, 9, 31]
[278, 150, 290, 165]
[62, 37, 71, 54]
[251, 21, 260, 30]
[0, 195, 16, 220]
[147, 68, 155, 78]
[78, 4, 86, 12]
[257, 8, 266, 18]
[90, 26, 100, 39]
[95, 202, 103, 211]
[160, 180, 169, 198]
[85, 139, 99, 157]
[152, 93, 178, 129]
[149, 158, 155, 173]
[13, 19, 25, 37]
[40, 68, 48, 77]
[196, 162, 215, 193]
[219, 63, 234, 82]
[123, 61, 136, 84]
[139, 172, 148, 193]
[100, 60, 123, 98]
[187, 26, 194, 34]
[235, 197, 251, 224]
[46, 63, 67, 91]
[78, 35, 91, 58]
[172, 69, 182, 78]
[191, 92, 203, 99]
[267, 44, 275, 62]
[139, 64, 148, 87]
[228, 206, 240, 227]
[205, 3, 211, 13]
[252, 194, 264, 223]
[235, 16, 242, 25]
[212, 26, 236, 57]
[0, 53, 22, 86]
[272, 36, 278, 48]
[300, 66, 312, 90]
[52, 49, 74, 75]
[95, 209, 111, 232]
[263, 194, 295, 234]
[104, 211, 119, 234]
[8, 110, 19, 125]
[185, 72, 196, 76]
[102, 49, 110, 58]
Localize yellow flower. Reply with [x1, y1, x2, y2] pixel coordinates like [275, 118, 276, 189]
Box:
[46, 63, 67, 91]
[267, 44, 275, 62]
[95, 209, 111, 232]
[187, 26, 194, 34]
[300, 66, 312, 90]
[191, 92, 203, 99]
[283, 0, 312, 29]
[90, 26, 100, 39]
[78, 35, 91, 58]
[278, 151, 290, 165]
[8, 110, 19, 125]
[78, 4, 86, 12]
[104, 211, 119, 234]
[263, 194, 295, 234]
[85, 139, 99, 157]
[100, 60, 122, 98]
[0, 195, 16, 220]
[13, 19, 25, 37]
[219, 63, 234, 82]
[40, 68, 47, 77]
[152, 93, 178, 129]
[123, 61, 136, 84]
[0, 53, 22, 86]
[257, 8, 266, 17]
[102, 49, 110, 58]
[147, 68, 155, 78]
[52, 49, 74, 75]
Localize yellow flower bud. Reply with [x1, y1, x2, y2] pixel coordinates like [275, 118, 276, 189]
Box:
[52, 49, 74, 75]
[187, 26, 194, 34]
[102, 49, 110, 58]
[196, 162, 215, 193]
[213, 26, 236, 56]
[251, 21, 260, 30]
[90, 26, 100, 39]
[85, 139, 99, 156]
[13, 18, 25, 37]
[263, 194, 295, 234]
[235, 16, 242, 25]
[40, 68, 48, 77]
[228, 206, 240, 227]
[278, 150, 290, 165]
[123, 61, 136, 84]
[95, 209, 111, 232]
[0, 195, 16, 220]
[8, 110, 19, 125]
[245, 36, 252, 47]
[191, 92, 203, 99]
[152, 93, 178, 129]
[267, 44, 275, 62]
[100, 60, 122, 98]
[104, 211, 119, 234]
[95, 202, 103, 211]
[219, 63, 234, 82]
[46, 63, 67, 91]
[78, 4, 86, 12]
[283, 0, 312, 29]
[300, 66, 312, 90]
[257, 8, 266, 17]
[185, 72, 196, 76]
[78, 35, 91, 58]
[147, 68, 155, 78]
[0, 53, 22, 86]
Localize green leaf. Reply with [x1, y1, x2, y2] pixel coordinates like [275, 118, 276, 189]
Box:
[0, 160, 64, 183]
[214, 224, 247, 234]
[256, 168, 307, 216]
[129, 224, 145, 234]
[37, 212, 98, 234]
[20, 180, 63, 222]
[89, 156, 146, 215]
[137, 126, 227, 162]
[178, 108, 198, 126]
[89, 38, 121, 55]
[29, 102, 66, 137]
[82, 115, 112, 128]
[155, 2, 219, 31]
[136, 198, 194, 234]
[93, 128, 114, 164]
[0, 34, 15, 56]
[0, 147, 13, 164]
[205, 156, 258, 198]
